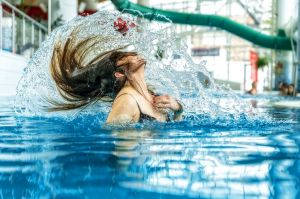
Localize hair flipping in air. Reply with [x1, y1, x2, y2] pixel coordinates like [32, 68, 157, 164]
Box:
[48, 28, 136, 111]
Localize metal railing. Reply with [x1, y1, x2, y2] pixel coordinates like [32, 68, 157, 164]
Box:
[0, 0, 48, 57]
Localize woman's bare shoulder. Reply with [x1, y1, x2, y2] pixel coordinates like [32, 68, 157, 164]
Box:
[106, 88, 140, 124]
[117, 86, 137, 96]
[113, 87, 140, 109]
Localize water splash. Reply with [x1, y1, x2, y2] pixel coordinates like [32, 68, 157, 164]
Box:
[14, 10, 270, 125]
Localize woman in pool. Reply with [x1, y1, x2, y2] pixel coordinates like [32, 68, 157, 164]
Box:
[49, 28, 183, 124]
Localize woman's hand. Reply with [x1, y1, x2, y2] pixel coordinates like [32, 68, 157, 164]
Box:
[153, 95, 183, 121]
[153, 95, 182, 112]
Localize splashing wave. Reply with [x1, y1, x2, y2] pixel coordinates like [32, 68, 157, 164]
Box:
[14, 10, 272, 125]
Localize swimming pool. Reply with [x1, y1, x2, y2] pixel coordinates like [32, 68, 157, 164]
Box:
[0, 95, 300, 198]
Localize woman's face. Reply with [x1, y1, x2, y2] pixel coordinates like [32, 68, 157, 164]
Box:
[117, 54, 146, 73]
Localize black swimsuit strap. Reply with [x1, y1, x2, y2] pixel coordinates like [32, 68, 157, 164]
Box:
[115, 93, 169, 122]
[115, 93, 143, 112]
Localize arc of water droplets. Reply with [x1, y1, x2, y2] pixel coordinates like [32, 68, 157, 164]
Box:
[14, 10, 270, 124]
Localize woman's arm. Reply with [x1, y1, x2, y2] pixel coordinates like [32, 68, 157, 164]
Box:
[153, 95, 183, 121]
[173, 102, 183, 121]
[106, 94, 140, 124]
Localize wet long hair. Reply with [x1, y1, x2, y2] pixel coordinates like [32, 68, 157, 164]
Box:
[48, 28, 137, 111]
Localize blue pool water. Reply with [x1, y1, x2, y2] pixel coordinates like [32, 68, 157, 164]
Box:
[0, 95, 300, 199]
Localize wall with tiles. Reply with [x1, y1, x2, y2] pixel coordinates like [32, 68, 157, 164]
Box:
[0, 51, 28, 96]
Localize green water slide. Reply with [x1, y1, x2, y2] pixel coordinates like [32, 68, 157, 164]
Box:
[111, 0, 293, 51]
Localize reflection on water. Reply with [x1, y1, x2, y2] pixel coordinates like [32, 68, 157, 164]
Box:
[0, 97, 300, 198]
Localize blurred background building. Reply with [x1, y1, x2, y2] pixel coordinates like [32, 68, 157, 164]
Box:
[0, 0, 299, 95]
